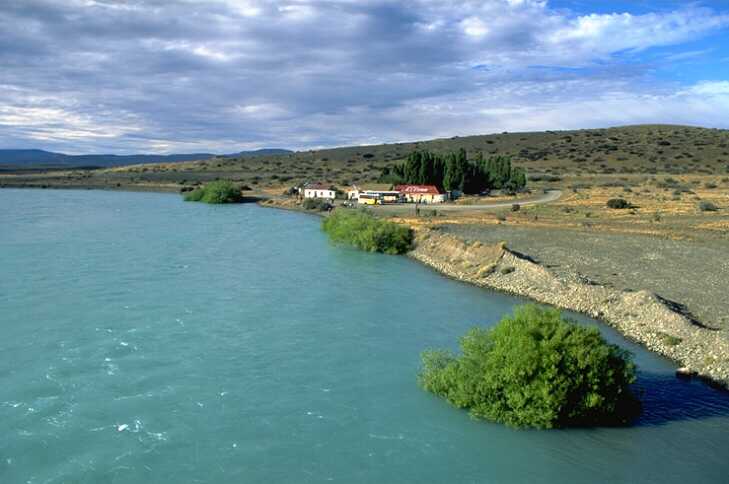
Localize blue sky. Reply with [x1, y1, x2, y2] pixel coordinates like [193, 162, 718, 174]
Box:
[1, 0, 728, 154]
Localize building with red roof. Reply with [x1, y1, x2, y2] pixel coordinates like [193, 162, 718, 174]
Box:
[394, 185, 446, 204]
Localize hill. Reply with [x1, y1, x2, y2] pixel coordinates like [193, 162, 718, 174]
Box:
[0, 148, 293, 170]
[112, 124, 729, 188]
[1, 125, 727, 190]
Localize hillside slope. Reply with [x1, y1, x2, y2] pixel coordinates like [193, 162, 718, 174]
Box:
[1, 125, 727, 190]
[0, 148, 293, 169]
[117, 124, 729, 187]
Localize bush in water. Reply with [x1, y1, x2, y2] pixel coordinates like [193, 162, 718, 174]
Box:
[184, 181, 243, 203]
[322, 209, 413, 255]
[418, 305, 640, 429]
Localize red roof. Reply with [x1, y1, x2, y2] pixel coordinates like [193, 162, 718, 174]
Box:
[394, 184, 441, 195]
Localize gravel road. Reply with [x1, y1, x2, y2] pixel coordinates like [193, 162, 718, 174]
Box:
[367, 190, 562, 214]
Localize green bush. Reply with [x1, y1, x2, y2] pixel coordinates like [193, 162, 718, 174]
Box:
[183, 181, 242, 203]
[303, 198, 331, 211]
[322, 209, 413, 254]
[606, 198, 631, 209]
[658, 332, 682, 346]
[698, 200, 718, 212]
[418, 305, 639, 429]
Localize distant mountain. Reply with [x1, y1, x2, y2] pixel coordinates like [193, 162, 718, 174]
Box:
[0, 148, 293, 169]
[232, 149, 293, 157]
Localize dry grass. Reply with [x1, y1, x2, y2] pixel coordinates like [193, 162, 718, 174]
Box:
[387, 174, 728, 241]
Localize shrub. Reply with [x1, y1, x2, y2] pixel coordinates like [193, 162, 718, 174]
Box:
[511, 203, 521, 212]
[321, 209, 413, 254]
[418, 305, 639, 429]
[183, 181, 242, 203]
[658, 332, 682, 346]
[606, 198, 631, 209]
[303, 198, 330, 211]
[529, 174, 561, 182]
[698, 200, 718, 212]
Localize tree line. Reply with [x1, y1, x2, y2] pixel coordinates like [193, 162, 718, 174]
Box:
[378, 149, 527, 194]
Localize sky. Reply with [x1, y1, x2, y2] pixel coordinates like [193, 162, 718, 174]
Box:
[1, 0, 729, 154]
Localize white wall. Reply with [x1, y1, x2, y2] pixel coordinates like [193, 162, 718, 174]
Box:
[304, 189, 335, 199]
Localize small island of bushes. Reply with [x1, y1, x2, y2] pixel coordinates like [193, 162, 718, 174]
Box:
[322, 209, 413, 255]
[419, 305, 640, 429]
[183, 180, 243, 203]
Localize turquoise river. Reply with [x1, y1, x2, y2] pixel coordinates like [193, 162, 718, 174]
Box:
[1, 188, 729, 483]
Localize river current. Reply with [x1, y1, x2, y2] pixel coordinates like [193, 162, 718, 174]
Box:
[1, 188, 728, 483]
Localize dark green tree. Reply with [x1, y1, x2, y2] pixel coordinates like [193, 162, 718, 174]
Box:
[380, 150, 526, 194]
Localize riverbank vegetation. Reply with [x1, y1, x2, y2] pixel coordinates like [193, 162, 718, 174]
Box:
[303, 198, 332, 211]
[322, 209, 413, 254]
[378, 149, 527, 194]
[419, 305, 640, 429]
[183, 180, 243, 203]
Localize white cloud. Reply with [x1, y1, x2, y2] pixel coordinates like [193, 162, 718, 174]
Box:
[0, 0, 727, 152]
[277, 3, 317, 20]
[545, 8, 729, 62]
[222, 0, 263, 17]
[379, 78, 729, 141]
[232, 103, 291, 120]
[688, 81, 729, 96]
[461, 17, 489, 38]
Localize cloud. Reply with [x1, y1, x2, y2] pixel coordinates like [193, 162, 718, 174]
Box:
[688, 81, 729, 96]
[0, 0, 727, 153]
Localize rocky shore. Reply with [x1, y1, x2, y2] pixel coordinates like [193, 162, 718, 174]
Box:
[408, 228, 729, 389]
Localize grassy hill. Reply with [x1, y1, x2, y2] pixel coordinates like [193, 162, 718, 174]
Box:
[0, 148, 293, 170]
[122, 124, 729, 186]
[2, 125, 728, 191]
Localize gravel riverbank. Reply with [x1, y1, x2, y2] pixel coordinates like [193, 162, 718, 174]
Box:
[258, 198, 729, 388]
[440, 224, 729, 331]
[408, 228, 729, 388]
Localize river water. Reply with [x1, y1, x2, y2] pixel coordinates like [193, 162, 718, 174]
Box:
[1, 188, 728, 483]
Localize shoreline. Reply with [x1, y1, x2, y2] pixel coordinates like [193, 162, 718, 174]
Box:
[407, 228, 729, 389]
[0, 182, 269, 201]
[259, 197, 729, 389]
[3, 184, 727, 389]
[0, 181, 184, 193]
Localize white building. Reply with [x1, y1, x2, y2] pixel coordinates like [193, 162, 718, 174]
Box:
[346, 186, 361, 200]
[302, 183, 336, 200]
[394, 185, 446, 203]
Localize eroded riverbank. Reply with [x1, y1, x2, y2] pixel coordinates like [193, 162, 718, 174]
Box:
[256, 196, 729, 387]
[258, 198, 729, 388]
[408, 228, 729, 388]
